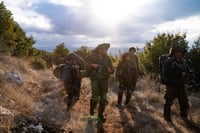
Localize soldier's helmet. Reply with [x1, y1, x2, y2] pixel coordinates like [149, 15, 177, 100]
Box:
[169, 45, 186, 56]
[93, 43, 110, 53]
[67, 53, 80, 61]
[129, 47, 136, 52]
[122, 52, 131, 60]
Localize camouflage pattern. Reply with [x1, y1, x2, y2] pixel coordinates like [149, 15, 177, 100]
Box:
[53, 64, 66, 79]
[86, 47, 113, 120]
[62, 53, 85, 108]
[63, 63, 81, 107]
[164, 86, 188, 119]
[93, 43, 110, 54]
[163, 47, 189, 121]
[129, 47, 139, 75]
[116, 58, 137, 105]
[131, 54, 139, 72]
[86, 54, 113, 80]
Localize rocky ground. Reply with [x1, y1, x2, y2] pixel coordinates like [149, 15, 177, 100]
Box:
[0, 56, 200, 133]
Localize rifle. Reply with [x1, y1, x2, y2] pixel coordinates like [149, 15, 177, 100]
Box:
[97, 64, 114, 75]
[185, 72, 200, 92]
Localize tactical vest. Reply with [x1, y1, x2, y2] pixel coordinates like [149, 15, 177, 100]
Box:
[86, 54, 113, 80]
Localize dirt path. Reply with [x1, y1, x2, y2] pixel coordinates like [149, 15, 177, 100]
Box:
[34, 73, 200, 133]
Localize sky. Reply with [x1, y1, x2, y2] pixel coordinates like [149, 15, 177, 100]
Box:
[2, 0, 200, 50]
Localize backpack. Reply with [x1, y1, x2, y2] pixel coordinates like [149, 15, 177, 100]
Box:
[62, 63, 81, 82]
[158, 54, 170, 85]
[53, 64, 66, 79]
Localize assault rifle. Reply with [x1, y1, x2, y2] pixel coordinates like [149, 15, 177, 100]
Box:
[173, 62, 200, 92]
[97, 64, 114, 75]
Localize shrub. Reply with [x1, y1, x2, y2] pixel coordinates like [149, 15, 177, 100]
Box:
[32, 57, 46, 70]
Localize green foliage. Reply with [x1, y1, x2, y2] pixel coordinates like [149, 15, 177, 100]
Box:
[188, 36, 200, 72]
[0, 2, 35, 56]
[35, 49, 53, 69]
[12, 22, 36, 57]
[109, 54, 120, 67]
[75, 46, 92, 59]
[32, 57, 46, 70]
[139, 33, 188, 74]
[52, 43, 69, 65]
[0, 2, 16, 53]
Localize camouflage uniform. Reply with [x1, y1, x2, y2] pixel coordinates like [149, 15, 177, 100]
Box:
[131, 54, 139, 71]
[116, 53, 137, 105]
[163, 46, 189, 122]
[86, 43, 113, 121]
[129, 47, 139, 77]
[63, 53, 84, 108]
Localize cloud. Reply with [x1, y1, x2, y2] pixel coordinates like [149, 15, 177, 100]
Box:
[150, 15, 200, 45]
[3, 0, 200, 50]
[4, 0, 53, 32]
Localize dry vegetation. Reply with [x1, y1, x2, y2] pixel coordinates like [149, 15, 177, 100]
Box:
[0, 55, 200, 132]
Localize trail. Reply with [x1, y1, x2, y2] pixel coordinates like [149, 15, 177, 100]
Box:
[1, 56, 199, 132]
[34, 72, 200, 133]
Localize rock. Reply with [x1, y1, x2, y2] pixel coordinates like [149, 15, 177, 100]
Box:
[0, 106, 13, 116]
[4, 71, 24, 86]
[28, 123, 44, 133]
[0, 69, 4, 75]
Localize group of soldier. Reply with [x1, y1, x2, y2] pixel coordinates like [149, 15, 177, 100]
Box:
[60, 43, 189, 123]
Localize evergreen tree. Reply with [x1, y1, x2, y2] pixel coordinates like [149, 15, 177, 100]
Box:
[12, 22, 35, 57]
[52, 43, 70, 65]
[139, 33, 188, 74]
[188, 36, 200, 72]
[0, 1, 16, 53]
[0, 2, 35, 56]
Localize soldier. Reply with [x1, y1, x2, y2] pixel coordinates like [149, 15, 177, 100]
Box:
[86, 43, 114, 122]
[71, 52, 85, 99]
[129, 47, 139, 73]
[116, 52, 137, 107]
[63, 53, 84, 109]
[163, 45, 189, 122]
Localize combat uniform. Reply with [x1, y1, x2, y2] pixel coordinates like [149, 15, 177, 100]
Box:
[63, 53, 84, 108]
[163, 46, 189, 122]
[116, 53, 137, 105]
[131, 54, 139, 72]
[86, 43, 113, 121]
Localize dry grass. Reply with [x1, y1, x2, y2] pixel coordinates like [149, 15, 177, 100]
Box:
[0, 55, 46, 131]
[1, 83, 34, 110]
[0, 55, 199, 132]
[39, 76, 199, 133]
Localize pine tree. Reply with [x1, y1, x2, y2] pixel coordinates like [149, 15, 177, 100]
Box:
[0, 1, 16, 53]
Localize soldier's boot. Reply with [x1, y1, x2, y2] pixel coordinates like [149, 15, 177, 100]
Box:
[178, 93, 189, 122]
[125, 90, 132, 105]
[116, 90, 123, 107]
[77, 81, 81, 100]
[98, 101, 106, 123]
[164, 104, 172, 122]
[75, 88, 81, 100]
[90, 100, 97, 116]
[67, 97, 73, 110]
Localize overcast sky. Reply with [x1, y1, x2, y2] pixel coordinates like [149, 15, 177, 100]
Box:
[3, 0, 200, 49]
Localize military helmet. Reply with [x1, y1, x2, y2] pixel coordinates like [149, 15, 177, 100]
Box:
[122, 52, 131, 60]
[94, 43, 110, 53]
[123, 52, 131, 57]
[67, 53, 79, 61]
[129, 47, 136, 52]
[169, 45, 186, 56]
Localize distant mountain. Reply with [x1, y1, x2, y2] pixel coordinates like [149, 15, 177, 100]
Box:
[35, 46, 144, 54]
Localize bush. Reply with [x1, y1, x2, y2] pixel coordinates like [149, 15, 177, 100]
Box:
[32, 57, 46, 70]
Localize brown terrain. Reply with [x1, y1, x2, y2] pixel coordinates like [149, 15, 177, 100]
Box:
[0, 55, 200, 133]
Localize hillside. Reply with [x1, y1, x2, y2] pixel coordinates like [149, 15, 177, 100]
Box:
[0, 55, 200, 133]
